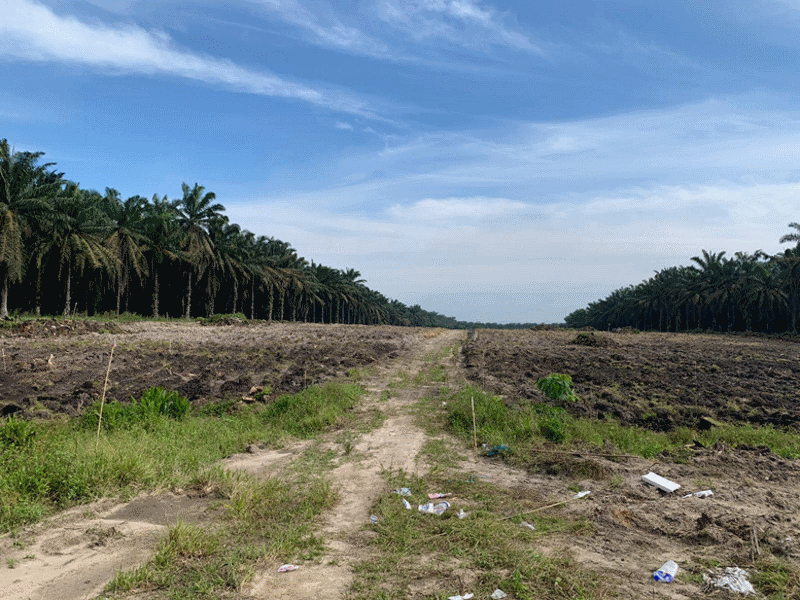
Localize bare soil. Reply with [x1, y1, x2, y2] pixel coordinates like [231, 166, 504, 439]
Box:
[1, 323, 799, 600]
[464, 329, 800, 431]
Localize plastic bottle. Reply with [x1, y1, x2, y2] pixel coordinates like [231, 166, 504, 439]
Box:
[653, 560, 678, 582]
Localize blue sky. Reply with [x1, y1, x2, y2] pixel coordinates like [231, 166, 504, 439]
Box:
[3, 0, 800, 323]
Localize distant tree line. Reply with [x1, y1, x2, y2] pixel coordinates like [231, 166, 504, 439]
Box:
[0, 139, 540, 328]
[565, 231, 800, 333]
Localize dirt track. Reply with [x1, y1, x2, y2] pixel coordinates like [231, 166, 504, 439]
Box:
[1, 323, 799, 599]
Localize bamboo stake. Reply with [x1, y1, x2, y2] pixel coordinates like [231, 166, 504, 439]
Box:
[95, 342, 116, 452]
[471, 395, 478, 453]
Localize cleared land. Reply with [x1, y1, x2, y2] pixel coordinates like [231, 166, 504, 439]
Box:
[0, 322, 798, 600]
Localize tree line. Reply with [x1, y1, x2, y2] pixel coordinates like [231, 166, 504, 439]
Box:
[1, 139, 540, 328]
[565, 231, 800, 333]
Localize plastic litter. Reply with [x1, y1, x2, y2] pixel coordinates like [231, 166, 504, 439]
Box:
[418, 501, 450, 515]
[394, 488, 412, 496]
[642, 472, 681, 493]
[703, 567, 755, 594]
[491, 590, 508, 600]
[402, 498, 412, 510]
[447, 594, 473, 600]
[521, 521, 535, 531]
[484, 444, 510, 457]
[458, 508, 469, 519]
[683, 490, 713, 498]
[277, 564, 299, 572]
[573, 490, 591, 499]
[370, 515, 379, 524]
[428, 493, 451, 499]
[653, 560, 678, 582]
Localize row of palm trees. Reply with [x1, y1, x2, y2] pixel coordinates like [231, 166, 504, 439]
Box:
[0, 139, 486, 327]
[565, 233, 800, 333]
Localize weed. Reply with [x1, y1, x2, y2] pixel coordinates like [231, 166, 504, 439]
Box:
[536, 373, 579, 403]
[0, 415, 37, 449]
[261, 382, 362, 436]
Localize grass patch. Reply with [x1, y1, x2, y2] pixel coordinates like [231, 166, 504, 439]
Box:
[105, 470, 335, 599]
[349, 469, 607, 600]
[438, 385, 800, 475]
[0, 381, 364, 532]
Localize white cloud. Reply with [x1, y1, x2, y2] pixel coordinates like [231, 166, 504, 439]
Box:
[388, 197, 528, 221]
[257, 0, 394, 57]
[375, 0, 541, 54]
[335, 121, 354, 130]
[0, 0, 380, 118]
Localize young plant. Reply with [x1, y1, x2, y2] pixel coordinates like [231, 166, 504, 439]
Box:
[536, 373, 579, 403]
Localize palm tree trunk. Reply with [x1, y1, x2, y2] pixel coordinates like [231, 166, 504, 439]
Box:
[63, 259, 72, 317]
[0, 274, 9, 320]
[268, 284, 274, 322]
[250, 278, 255, 320]
[185, 270, 193, 319]
[152, 267, 160, 318]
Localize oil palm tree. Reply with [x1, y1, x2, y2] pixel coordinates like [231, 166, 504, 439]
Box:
[144, 194, 181, 317]
[176, 183, 225, 318]
[104, 191, 149, 315]
[50, 184, 115, 316]
[0, 139, 62, 318]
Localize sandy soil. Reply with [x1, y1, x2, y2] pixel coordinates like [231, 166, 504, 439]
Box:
[1, 323, 799, 599]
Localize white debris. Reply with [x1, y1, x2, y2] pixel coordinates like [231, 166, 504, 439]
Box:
[573, 490, 591, 499]
[490, 590, 508, 600]
[642, 472, 681, 493]
[683, 490, 713, 498]
[703, 567, 755, 595]
[521, 521, 535, 531]
[447, 594, 473, 600]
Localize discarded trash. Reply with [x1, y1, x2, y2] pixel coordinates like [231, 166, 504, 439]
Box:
[521, 521, 535, 531]
[490, 590, 508, 599]
[484, 444, 510, 457]
[442, 401, 447, 407]
[458, 508, 469, 519]
[402, 498, 412, 510]
[653, 560, 678, 582]
[573, 491, 591, 499]
[277, 564, 299, 572]
[418, 501, 450, 515]
[683, 490, 713, 498]
[703, 567, 755, 594]
[428, 493, 452, 499]
[394, 488, 412, 496]
[642, 472, 681, 493]
[370, 515, 379, 524]
[447, 594, 474, 600]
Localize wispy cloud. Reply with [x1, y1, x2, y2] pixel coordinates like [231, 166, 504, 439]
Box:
[375, 0, 541, 54]
[0, 0, 381, 118]
[257, 0, 394, 58]
[389, 197, 528, 221]
[335, 121, 354, 130]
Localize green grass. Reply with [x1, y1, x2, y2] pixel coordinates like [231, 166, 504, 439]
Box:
[0, 381, 364, 533]
[439, 385, 800, 476]
[349, 469, 609, 600]
[104, 470, 336, 599]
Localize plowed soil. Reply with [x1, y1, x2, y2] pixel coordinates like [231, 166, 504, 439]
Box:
[463, 329, 800, 432]
[1, 323, 799, 600]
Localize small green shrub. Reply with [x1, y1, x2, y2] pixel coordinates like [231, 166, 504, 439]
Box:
[536, 405, 569, 443]
[138, 387, 191, 419]
[536, 373, 579, 402]
[0, 415, 37, 449]
[81, 387, 190, 431]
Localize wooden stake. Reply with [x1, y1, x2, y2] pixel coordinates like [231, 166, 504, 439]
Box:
[471, 395, 478, 453]
[1, 346, 5, 372]
[95, 342, 116, 452]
